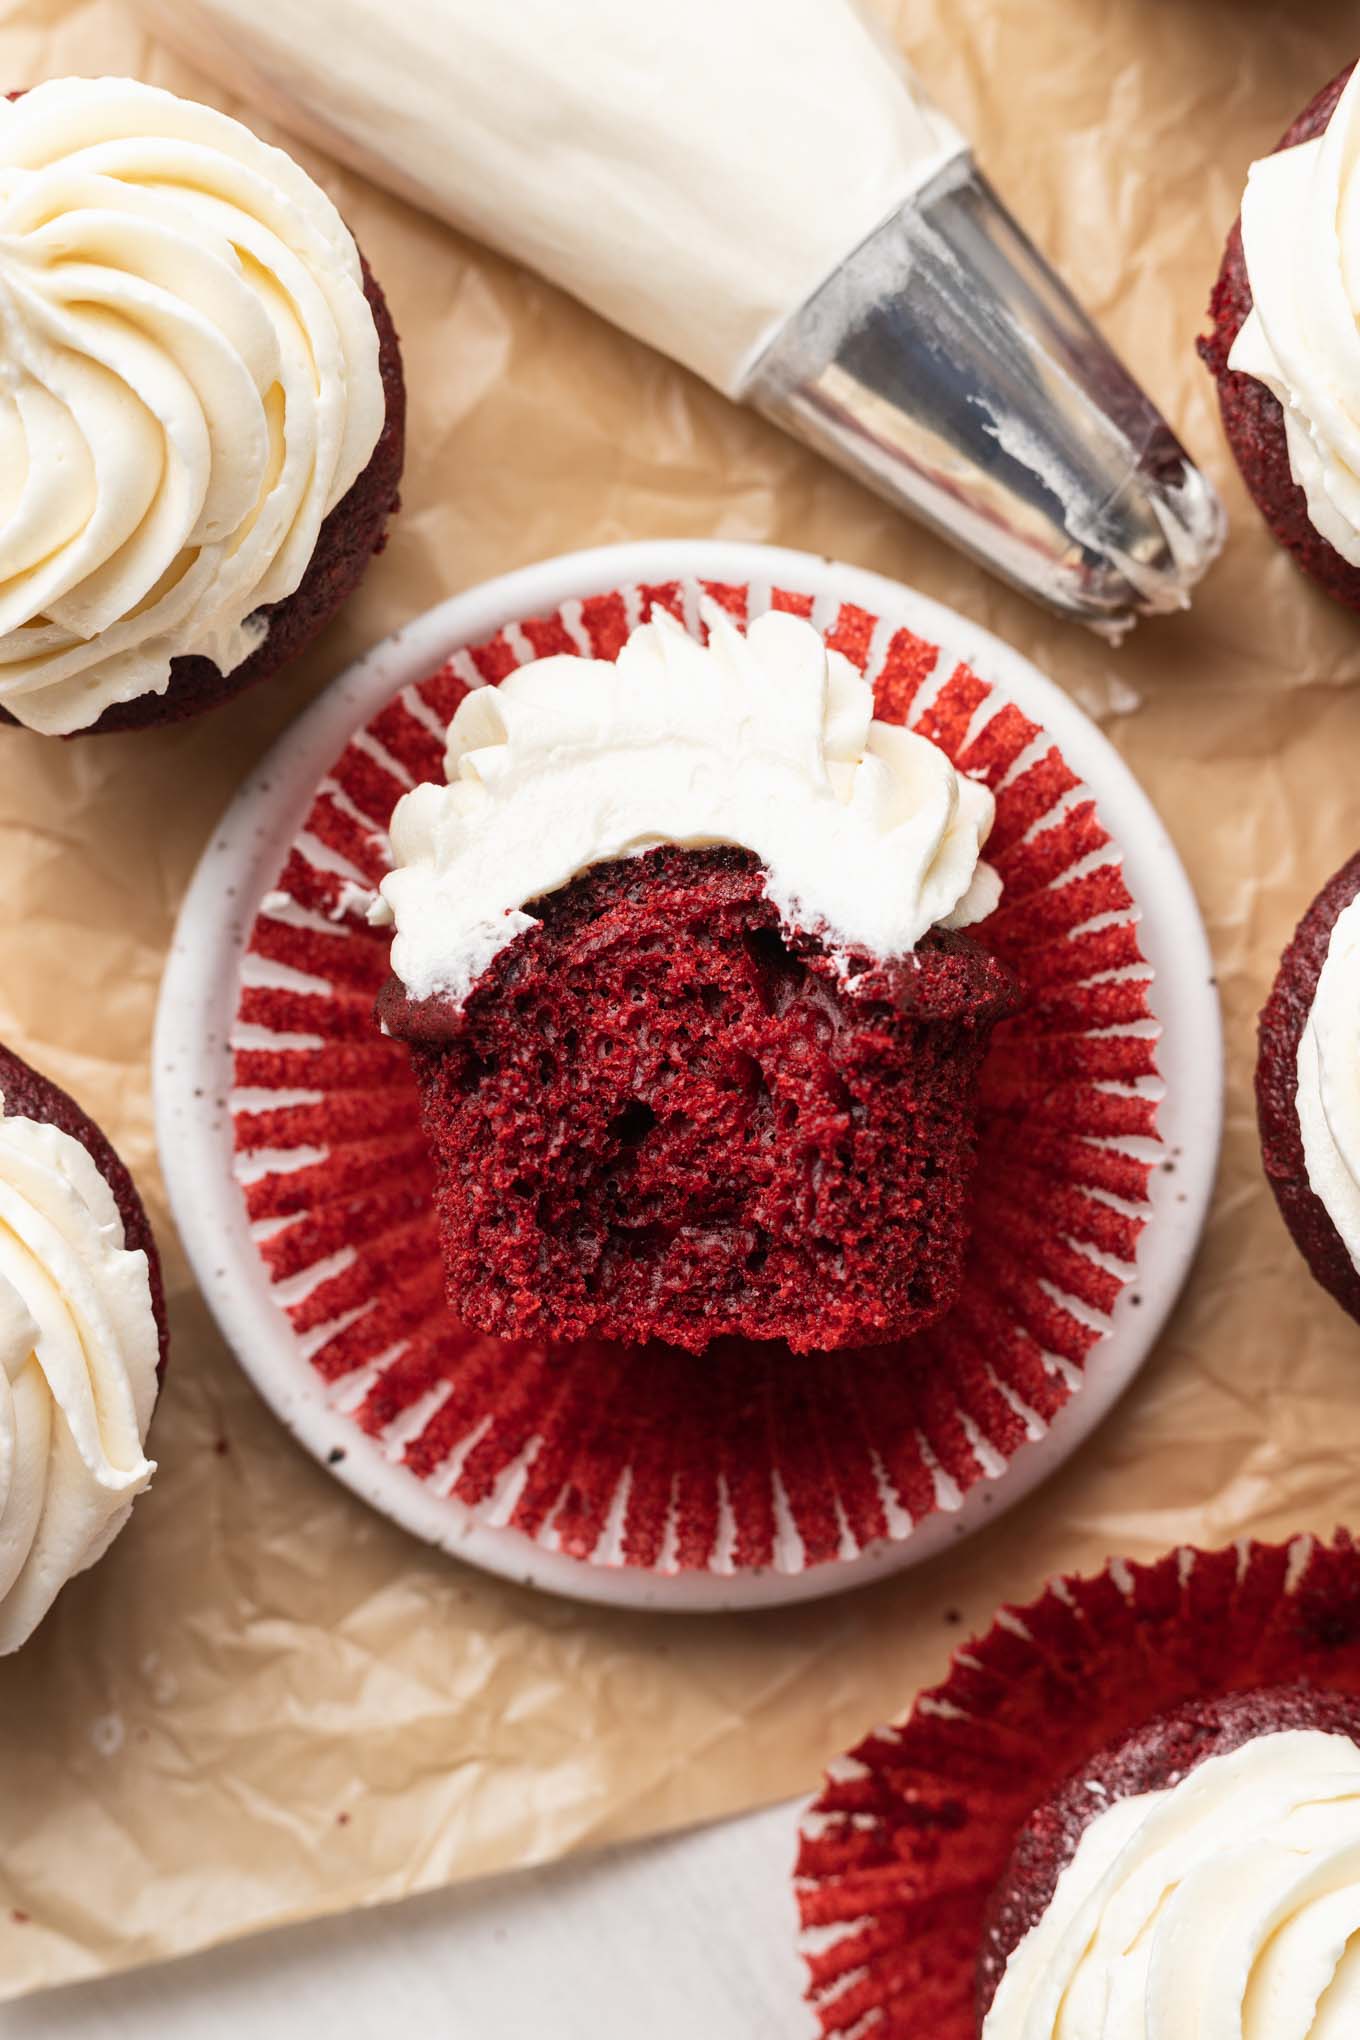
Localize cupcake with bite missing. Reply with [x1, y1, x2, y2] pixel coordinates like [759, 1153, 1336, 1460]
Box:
[0, 1044, 166, 1654]
[1200, 62, 1360, 609]
[797, 1533, 1360, 2038]
[0, 76, 404, 735]
[373, 601, 1016, 1355]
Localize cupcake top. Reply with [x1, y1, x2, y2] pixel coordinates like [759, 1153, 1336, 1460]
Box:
[0, 1097, 159, 1653]
[1296, 891, 1360, 1273]
[375, 603, 1000, 1008]
[982, 1727, 1360, 2035]
[1230, 65, 1360, 565]
[0, 77, 386, 736]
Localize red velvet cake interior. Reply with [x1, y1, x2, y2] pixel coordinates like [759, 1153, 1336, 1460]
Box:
[380, 843, 1017, 1354]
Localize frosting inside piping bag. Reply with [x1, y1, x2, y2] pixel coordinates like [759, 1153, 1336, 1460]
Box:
[135, 0, 964, 399]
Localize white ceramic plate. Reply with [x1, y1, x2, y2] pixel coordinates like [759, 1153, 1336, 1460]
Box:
[154, 540, 1222, 1612]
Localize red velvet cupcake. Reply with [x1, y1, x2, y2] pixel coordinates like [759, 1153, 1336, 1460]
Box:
[1258, 855, 1360, 1325]
[1200, 63, 1360, 610]
[375, 600, 1014, 1354]
[797, 1534, 1360, 2038]
[0, 1044, 166, 1653]
[0, 78, 404, 737]
[227, 566, 1165, 1583]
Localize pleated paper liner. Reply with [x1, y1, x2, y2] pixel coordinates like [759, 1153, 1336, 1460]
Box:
[230, 573, 1160, 1579]
[796, 1531, 1360, 2038]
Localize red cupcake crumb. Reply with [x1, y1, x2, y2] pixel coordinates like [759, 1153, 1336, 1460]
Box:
[0, 1043, 169, 1370]
[1199, 65, 1360, 610]
[380, 844, 1016, 1354]
[798, 1537, 1360, 2040]
[976, 1683, 1360, 2024]
[1256, 851, 1360, 1325]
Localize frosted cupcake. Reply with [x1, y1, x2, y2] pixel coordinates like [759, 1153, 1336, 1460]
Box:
[374, 603, 1015, 1354]
[0, 1044, 165, 1653]
[1258, 853, 1360, 1322]
[978, 1686, 1360, 2029]
[1201, 62, 1360, 610]
[798, 1534, 1360, 2038]
[0, 77, 404, 735]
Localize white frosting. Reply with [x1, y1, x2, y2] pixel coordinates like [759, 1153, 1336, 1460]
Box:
[1297, 892, 1360, 1270]
[0, 76, 385, 735]
[376, 604, 999, 1008]
[983, 1730, 1360, 2038]
[1230, 67, 1360, 565]
[139, 0, 965, 397]
[0, 1100, 158, 1654]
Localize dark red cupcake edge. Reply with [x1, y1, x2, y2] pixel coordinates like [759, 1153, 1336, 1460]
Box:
[0, 1043, 169, 1373]
[1198, 63, 1360, 611]
[1256, 851, 1360, 1325]
[0, 82, 406, 738]
[976, 1681, 1360, 2021]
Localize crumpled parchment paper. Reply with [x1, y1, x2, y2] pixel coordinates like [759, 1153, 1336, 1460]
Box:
[1, 0, 1358, 1999]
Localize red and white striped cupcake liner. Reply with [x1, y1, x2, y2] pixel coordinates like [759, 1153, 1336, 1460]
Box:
[796, 1531, 1360, 2038]
[228, 569, 1162, 1581]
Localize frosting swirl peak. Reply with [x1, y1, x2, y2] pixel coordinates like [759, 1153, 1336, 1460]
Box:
[0, 77, 385, 734]
[376, 604, 1000, 1007]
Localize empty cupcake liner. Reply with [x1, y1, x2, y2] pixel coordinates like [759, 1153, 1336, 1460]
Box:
[229, 571, 1162, 1580]
[796, 1531, 1360, 2037]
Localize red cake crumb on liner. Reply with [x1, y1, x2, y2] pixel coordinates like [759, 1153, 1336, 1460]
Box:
[796, 1531, 1360, 2039]
[229, 573, 1161, 1579]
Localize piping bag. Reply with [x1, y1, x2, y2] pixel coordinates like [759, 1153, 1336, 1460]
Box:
[137, 0, 1226, 635]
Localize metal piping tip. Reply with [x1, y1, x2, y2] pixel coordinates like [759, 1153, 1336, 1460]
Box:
[743, 156, 1226, 636]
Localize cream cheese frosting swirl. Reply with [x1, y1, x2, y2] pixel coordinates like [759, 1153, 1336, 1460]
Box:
[0, 1100, 158, 1654]
[983, 1730, 1360, 2038]
[1230, 66, 1360, 564]
[1297, 892, 1360, 1270]
[0, 76, 385, 735]
[376, 603, 1000, 1008]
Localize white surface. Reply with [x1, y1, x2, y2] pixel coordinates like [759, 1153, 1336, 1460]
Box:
[4, 1802, 807, 2040]
[155, 539, 1224, 1613]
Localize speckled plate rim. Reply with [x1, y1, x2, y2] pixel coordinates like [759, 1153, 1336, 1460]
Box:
[153, 539, 1223, 1614]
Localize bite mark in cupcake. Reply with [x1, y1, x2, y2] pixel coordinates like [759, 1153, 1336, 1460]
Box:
[0, 77, 405, 736]
[373, 603, 1017, 1353]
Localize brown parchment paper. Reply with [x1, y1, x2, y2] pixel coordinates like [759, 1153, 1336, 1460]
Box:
[2, 0, 1360, 2000]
